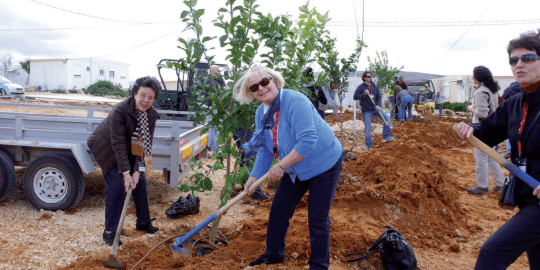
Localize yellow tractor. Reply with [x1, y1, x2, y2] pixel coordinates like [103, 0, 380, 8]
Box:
[413, 101, 435, 116]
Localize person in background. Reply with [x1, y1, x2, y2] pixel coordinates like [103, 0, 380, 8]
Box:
[456, 29, 540, 269]
[397, 76, 408, 119]
[353, 71, 395, 150]
[87, 76, 161, 246]
[206, 65, 226, 158]
[303, 67, 327, 119]
[500, 81, 523, 158]
[465, 66, 505, 195]
[387, 80, 396, 120]
[320, 80, 343, 120]
[235, 66, 343, 270]
[396, 86, 414, 123]
[435, 92, 446, 116]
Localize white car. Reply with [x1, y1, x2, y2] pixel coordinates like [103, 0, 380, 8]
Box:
[0, 76, 25, 96]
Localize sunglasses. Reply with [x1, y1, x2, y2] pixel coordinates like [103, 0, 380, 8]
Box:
[365, 76, 372, 78]
[509, 54, 540, 66]
[249, 77, 273, 92]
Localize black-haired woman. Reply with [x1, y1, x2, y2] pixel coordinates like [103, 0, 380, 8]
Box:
[466, 66, 505, 195]
[88, 76, 161, 245]
[457, 29, 540, 269]
[303, 67, 327, 119]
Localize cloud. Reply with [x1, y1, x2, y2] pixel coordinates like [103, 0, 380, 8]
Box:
[0, 2, 75, 58]
[440, 38, 489, 51]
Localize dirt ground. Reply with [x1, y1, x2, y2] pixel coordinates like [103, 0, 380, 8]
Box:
[0, 96, 530, 269]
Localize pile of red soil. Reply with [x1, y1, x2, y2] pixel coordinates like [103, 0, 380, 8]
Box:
[59, 120, 473, 269]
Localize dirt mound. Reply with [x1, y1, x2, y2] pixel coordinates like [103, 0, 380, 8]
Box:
[391, 120, 465, 149]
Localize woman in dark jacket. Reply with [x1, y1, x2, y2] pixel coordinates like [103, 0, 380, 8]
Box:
[457, 29, 540, 269]
[87, 76, 161, 246]
[303, 67, 327, 119]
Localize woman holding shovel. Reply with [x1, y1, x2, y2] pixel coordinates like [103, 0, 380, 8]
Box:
[456, 29, 540, 269]
[235, 66, 343, 270]
[87, 76, 160, 246]
[353, 71, 395, 150]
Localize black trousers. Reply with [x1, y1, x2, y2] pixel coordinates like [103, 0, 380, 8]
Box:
[103, 165, 151, 232]
[475, 204, 540, 269]
[263, 155, 342, 270]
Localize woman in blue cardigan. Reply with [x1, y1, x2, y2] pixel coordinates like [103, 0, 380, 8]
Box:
[234, 66, 343, 270]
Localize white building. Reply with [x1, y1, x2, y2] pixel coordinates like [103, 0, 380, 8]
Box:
[1, 64, 29, 86]
[29, 58, 129, 91]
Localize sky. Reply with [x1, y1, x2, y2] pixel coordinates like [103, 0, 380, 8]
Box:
[2, 0, 540, 83]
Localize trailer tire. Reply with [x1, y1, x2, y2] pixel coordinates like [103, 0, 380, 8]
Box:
[23, 154, 85, 211]
[0, 149, 16, 202]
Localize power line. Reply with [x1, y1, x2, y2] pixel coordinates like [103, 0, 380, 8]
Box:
[327, 19, 540, 28]
[0, 23, 164, 32]
[329, 19, 540, 24]
[28, 0, 173, 25]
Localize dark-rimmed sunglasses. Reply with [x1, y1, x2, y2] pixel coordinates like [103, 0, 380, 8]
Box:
[249, 77, 273, 92]
[509, 54, 540, 66]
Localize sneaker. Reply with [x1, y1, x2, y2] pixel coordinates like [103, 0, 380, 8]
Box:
[136, 218, 159, 234]
[493, 185, 503, 192]
[249, 254, 285, 266]
[103, 231, 122, 246]
[467, 186, 489, 195]
[382, 137, 396, 143]
[362, 146, 371, 151]
[251, 189, 269, 200]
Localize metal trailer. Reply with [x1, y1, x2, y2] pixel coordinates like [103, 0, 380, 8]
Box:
[0, 102, 207, 210]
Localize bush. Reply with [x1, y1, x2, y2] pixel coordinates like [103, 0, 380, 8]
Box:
[69, 90, 78, 94]
[443, 102, 469, 112]
[86, 80, 127, 98]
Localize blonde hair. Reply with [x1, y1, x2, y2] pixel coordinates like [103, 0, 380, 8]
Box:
[233, 66, 285, 104]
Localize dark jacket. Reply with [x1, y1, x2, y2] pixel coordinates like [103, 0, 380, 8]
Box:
[399, 82, 408, 90]
[472, 85, 540, 207]
[87, 96, 159, 174]
[502, 82, 523, 100]
[353, 82, 381, 112]
[308, 85, 327, 111]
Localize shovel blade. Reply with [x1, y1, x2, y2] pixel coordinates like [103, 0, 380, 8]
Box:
[170, 243, 191, 258]
[101, 255, 126, 269]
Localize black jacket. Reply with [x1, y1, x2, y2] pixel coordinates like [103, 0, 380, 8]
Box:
[501, 82, 523, 100]
[307, 85, 327, 111]
[472, 86, 540, 207]
[354, 82, 381, 112]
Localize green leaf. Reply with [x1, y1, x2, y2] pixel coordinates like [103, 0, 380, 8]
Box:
[218, 7, 227, 12]
[194, 24, 203, 35]
[219, 35, 228, 44]
[193, 9, 205, 21]
[180, 10, 190, 19]
[203, 177, 213, 190]
[202, 36, 214, 43]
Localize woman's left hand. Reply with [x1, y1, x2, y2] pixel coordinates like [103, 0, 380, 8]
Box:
[533, 185, 540, 199]
[268, 164, 285, 183]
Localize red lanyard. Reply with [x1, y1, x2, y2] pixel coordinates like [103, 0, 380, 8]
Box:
[517, 102, 528, 157]
[367, 85, 373, 93]
[272, 110, 280, 160]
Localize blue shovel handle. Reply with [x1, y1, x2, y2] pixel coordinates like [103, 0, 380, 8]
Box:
[452, 124, 540, 189]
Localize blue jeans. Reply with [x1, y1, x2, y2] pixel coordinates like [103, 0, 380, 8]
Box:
[400, 95, 413, 122]
[264, 156, 342, 270]
[362, 109, 392, 148]
[475, 204, 540, 269]
[103, 165, 151, 232]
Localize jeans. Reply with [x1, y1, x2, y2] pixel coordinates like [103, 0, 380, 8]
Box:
[362, 109, 392, 148]
[437, 103, 443, 116]
[475, 204, 540, 270]
[103, 165, 151, 232]
[264, 156, 342, 270]
[400, 95, 413, 122]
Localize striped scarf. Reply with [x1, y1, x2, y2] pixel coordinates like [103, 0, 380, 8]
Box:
[131, 110, 153, 171]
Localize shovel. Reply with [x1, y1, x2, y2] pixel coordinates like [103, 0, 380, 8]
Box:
[452, 124, 540, 189]
[170, 171, 269, 258]
[102, 188, 133, 269]
[368, 94, 396, 139]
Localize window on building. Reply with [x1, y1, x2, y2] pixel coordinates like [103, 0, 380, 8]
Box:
[99, 69, 104, 76]
[87, 67, 90, 72]
[74, 67, 81, 77]
[109, 71, 115, 78]
[120, 70, 126, 79]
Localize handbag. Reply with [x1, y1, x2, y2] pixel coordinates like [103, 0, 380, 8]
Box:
[498, 174, 517, 210]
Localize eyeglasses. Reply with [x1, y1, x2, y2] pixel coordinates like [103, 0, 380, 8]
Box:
[249, 77, 273, 92]
[509, 54, 540, 66]
[365, 76, 372, 78]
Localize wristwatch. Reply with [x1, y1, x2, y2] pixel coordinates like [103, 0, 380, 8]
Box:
[277, 162, 286, 170]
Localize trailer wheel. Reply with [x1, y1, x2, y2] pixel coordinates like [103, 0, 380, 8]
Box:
[23, 154, 85, 211]
[0, 149, 16, 202]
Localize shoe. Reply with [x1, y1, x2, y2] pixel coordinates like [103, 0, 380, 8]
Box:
[504, 153, 511, 159]
[382, 137, 396, 143]
[362, 146, 371, 151]
[136, 218, 159, 234]
[251, 189, 269, 200]
[467, 186, 489, 195]
[103, 231, 122, 246]
[249, 254, 285, 266]
[493, 185, 503, 192]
